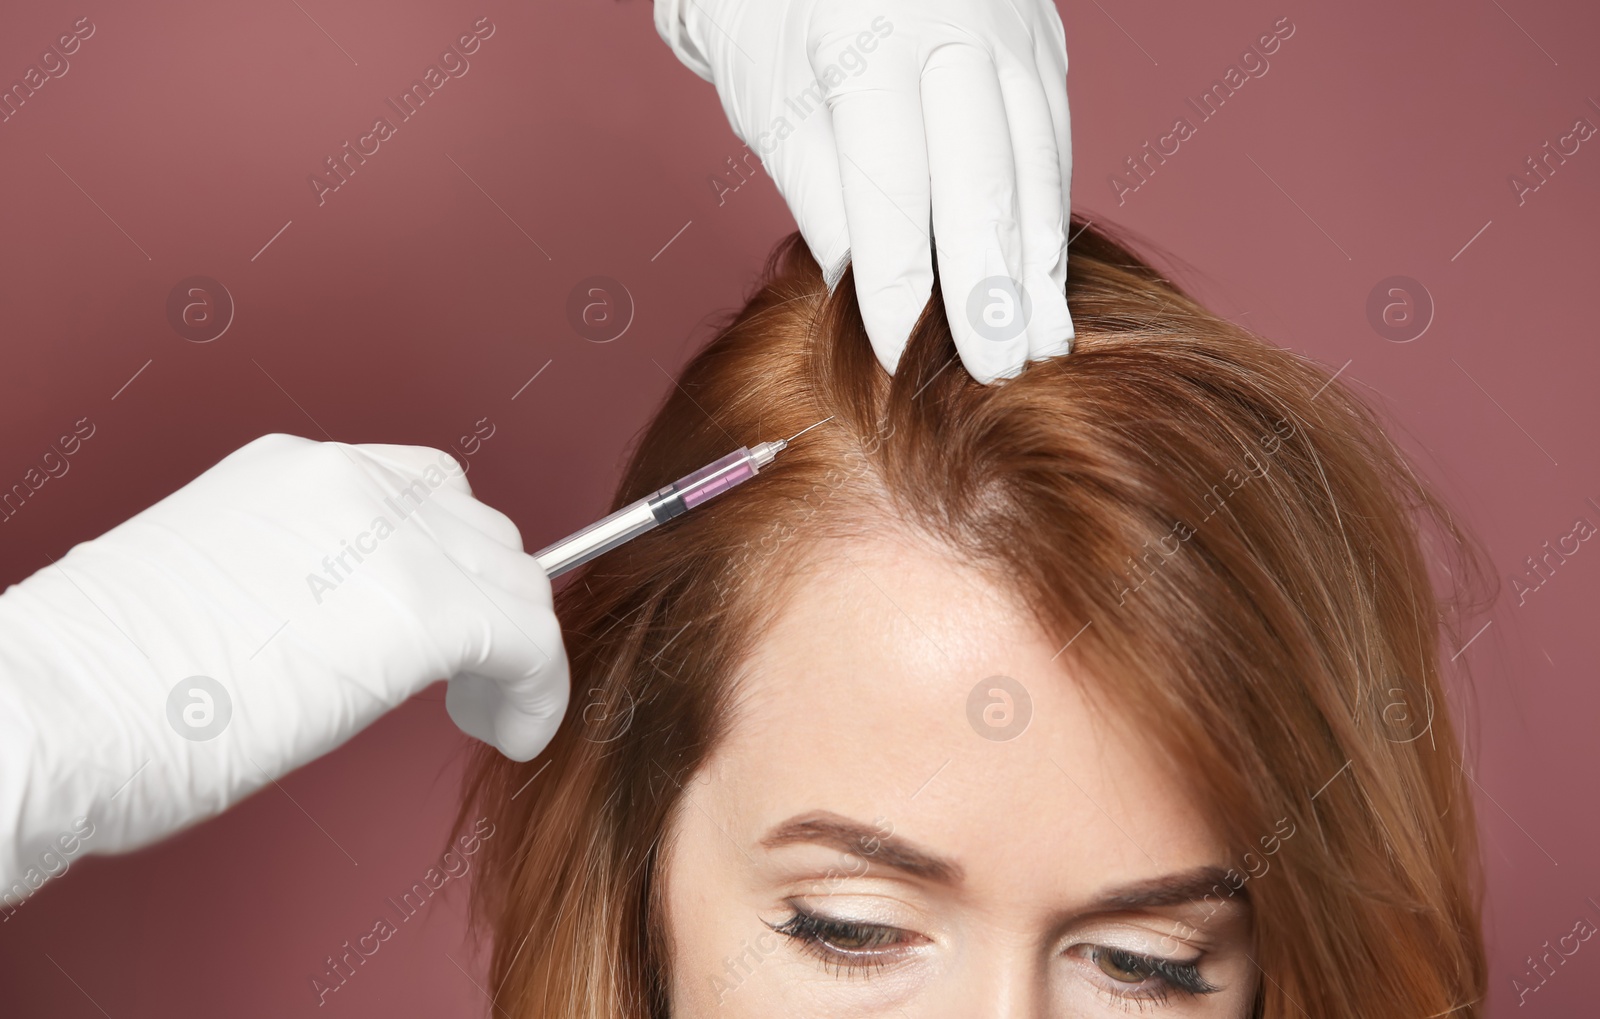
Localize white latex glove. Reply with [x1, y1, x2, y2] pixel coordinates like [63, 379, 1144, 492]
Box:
[656, 0, 1075, 383]
[0, 433, 568, 892]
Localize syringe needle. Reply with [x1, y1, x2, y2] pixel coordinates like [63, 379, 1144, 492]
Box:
[536, 418, 838, 578]
[784, 415, 835, 445]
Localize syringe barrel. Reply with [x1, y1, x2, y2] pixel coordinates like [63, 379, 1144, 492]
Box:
[535, 448, 765, 579]
[677, 447, 762, 508]
[534, 497, 659, 578]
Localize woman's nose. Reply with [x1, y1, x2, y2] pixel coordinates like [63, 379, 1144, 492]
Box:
[932, 947, 1051, 1019]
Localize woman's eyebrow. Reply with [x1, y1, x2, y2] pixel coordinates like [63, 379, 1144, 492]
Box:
[1085, 866, 1245, 912]
[758, 816, 1246, 918]
[758, 811, 965, 884]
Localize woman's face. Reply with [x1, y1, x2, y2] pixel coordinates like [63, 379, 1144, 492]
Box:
[659, 533, 1259, 1018]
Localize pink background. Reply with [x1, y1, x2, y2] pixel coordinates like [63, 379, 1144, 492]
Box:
[1, 0, 1596, 1014]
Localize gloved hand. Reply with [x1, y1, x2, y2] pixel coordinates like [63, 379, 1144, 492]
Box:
[655, 0, 1075, 384]
[0, 434, 568, 891]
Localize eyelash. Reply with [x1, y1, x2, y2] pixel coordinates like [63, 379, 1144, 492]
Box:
[1084, 946, 1220, 1008]
[765, 906, 911, 977]
[768, 906, 1220, 1007]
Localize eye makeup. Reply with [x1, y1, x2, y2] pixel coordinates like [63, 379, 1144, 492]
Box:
[765, 902, 925, 977]
[747, 825, 1249, 1011]
[1077, 943, 1221, 1005]
[767, 899, 1226, 1010]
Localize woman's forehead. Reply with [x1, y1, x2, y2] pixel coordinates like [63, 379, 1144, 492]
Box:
[702, 533, 1229, 900]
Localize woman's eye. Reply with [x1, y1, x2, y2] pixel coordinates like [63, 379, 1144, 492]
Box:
[767, 906, 917, 975]
[1079, 945, 1221, 1001]
[810, 921, 896, 952]
[1096, 946, 1157, 982]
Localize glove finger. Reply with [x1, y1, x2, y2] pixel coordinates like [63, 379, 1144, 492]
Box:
[337, 444, 528, 554]
[1033, 4, 1076, 351]
[1032, 1, 1072, 171]
[817, 31, 933, 375]
[395, 502, 553, 607]
[426, 484, 528, 555]
[350, 443, 473, 496]
[995, 46, 1074, 363]
[421, 519, 566, 760]
[1036, 5, 1075, 273]
[922, 41, 1028, 383]
[444, 585, 570, 762]
[774, 110, 853, 290]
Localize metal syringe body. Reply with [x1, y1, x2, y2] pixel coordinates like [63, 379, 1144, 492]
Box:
[534, 440, 787, 579]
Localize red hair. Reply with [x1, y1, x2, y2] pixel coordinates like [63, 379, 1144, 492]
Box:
[459, 219, 1488, 1017]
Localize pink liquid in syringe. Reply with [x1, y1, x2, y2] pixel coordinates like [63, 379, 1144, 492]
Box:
[677, 449, 758, 509]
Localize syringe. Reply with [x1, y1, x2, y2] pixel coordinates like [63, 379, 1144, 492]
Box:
[534, 417, 832, 579]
